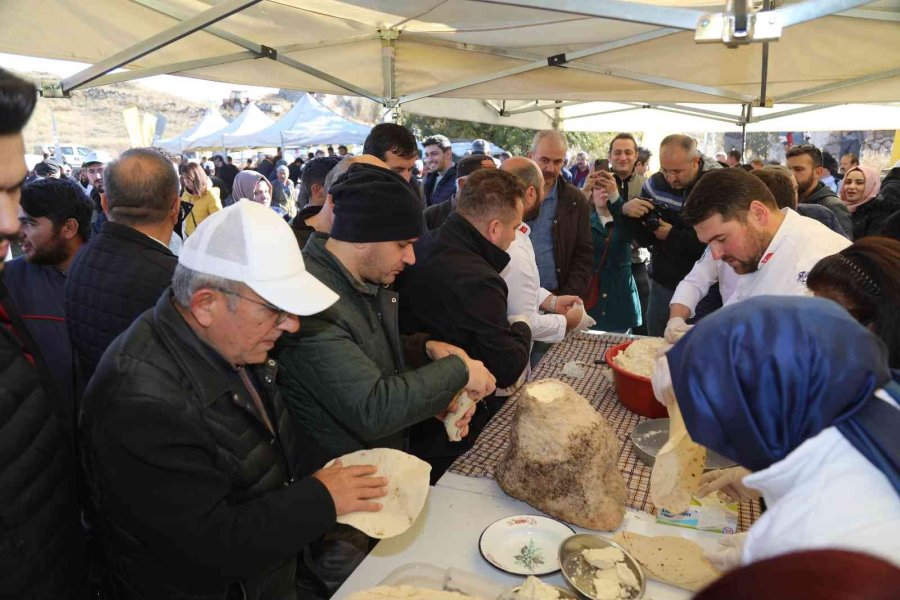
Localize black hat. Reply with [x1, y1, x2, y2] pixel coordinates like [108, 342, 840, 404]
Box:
[456, 154, 497, 179]
[330, 163, 425, 243]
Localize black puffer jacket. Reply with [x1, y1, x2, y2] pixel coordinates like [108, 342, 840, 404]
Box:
[0, 280, 86, 599]
[850, 195, 900, 239]
[80, 291, 336, 600]
[65, 220, 177, 384]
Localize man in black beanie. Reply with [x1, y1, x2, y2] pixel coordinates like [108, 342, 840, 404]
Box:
[275, 162, 496, 593]
[397, 168, 533, 479]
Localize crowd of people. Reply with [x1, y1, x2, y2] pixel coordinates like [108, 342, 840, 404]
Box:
[2, 66, 899, 599]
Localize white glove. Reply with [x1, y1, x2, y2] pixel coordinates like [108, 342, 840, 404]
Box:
[664, 317, 693, 344]
[703, 532, 747, 571]
[697, 467, 759, 503]
[650, 354, 676, 406]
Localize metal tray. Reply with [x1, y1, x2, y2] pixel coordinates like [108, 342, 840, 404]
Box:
[630, 418, 736, 471]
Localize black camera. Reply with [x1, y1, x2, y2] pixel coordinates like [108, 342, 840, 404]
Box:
[638, 199, 665, 231]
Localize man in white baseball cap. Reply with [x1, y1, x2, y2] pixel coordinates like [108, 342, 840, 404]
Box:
[80, 200, 387, 599]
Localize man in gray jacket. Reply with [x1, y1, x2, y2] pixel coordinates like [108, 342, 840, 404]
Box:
[786, 143, 853, 238]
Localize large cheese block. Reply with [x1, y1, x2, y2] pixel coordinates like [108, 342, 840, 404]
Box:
[495, 379, 627, 530]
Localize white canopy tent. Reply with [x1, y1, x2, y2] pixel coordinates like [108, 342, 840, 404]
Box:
[187, 102, 274, 150]
[3, 1, 898, 131]
[224, 93, 372, 148]
[155, 107, 230, 152]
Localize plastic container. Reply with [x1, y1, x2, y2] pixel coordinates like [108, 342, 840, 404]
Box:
[604, 342, 668, 419]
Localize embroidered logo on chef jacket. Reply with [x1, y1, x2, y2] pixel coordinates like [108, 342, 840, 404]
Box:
[797, 271, 809, 284]
[519, 224, 529, 234]
[760, 252, 775, 265]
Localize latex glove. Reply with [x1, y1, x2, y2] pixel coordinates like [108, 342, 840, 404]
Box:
[664, 317, 693, 344]
[650, 354, 676, 406]
[697, 466, 759, 503]
[703, 532, 747, 571]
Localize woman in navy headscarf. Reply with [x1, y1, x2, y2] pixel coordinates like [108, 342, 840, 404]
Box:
[656, 296, 899, 568]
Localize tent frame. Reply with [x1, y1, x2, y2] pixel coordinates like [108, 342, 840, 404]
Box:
[46, 0, 889, 129]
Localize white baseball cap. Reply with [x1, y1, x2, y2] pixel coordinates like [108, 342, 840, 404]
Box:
[179, 200, 338, 316]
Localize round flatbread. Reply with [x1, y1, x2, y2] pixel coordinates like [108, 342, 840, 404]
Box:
[611, 531, 720, 591]
[329, 448, 431, 539]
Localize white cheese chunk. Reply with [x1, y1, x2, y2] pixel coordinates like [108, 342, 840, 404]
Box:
[582, 547, 625, 569]
[615, 562, 639, 590]
[592, 577, 622, 600]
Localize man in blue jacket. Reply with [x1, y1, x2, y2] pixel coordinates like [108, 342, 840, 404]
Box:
[422, 134, 457, 207]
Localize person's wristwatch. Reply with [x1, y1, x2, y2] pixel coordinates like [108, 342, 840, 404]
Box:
[549, 295, 558, 313]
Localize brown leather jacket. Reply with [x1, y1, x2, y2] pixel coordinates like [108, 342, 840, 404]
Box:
[551, 178, 595, 297]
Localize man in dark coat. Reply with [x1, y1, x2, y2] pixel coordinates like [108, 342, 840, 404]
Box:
[621, 134, 721, 335]
[0, 67, 87, 600]
[423, 154, 497, 231]
[525, 130, 594, 297]
[422, 134, 457, 207]
[80, 200, 387, 599]
[65, 148, 181, 384]
[398, 169, 532, 478]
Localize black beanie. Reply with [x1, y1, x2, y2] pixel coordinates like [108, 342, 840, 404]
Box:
[330, 163, 425, 243]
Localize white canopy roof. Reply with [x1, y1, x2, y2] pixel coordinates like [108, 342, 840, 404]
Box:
[224, 93, 372, 148]
[155, 107, 230, 152]
[4, 1, 899, 130]
[187, 102, 274, 150]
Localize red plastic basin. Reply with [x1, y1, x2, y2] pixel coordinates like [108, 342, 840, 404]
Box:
[604, 341, 669, 419]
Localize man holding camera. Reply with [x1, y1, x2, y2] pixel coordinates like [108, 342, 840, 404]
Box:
[620, 134, 720, 336]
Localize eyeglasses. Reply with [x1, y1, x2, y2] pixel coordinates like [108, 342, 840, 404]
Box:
[216, 289, 292, 325]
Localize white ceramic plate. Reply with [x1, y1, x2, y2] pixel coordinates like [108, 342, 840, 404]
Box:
[479, 515, 575, 575]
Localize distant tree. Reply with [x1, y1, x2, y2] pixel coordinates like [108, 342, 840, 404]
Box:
[400, 113, 624, 160]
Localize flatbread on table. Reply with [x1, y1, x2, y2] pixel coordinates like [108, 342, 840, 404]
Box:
[328, 448, 431, 539]
[346, 585, 482, 599]
[650, 400, 706, 513]
[611, 531, 721, 592]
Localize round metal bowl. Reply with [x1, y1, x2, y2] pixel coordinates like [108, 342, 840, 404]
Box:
[630, 418, 737, 471]
[559, 533, 646, 600]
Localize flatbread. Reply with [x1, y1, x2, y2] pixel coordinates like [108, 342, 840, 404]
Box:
[650, 400, 706, 513]
[329, 448, 431, 539]
[443, 391, 476, 442]
[611, 531, 720, 592]
[346, 585, 481, 599]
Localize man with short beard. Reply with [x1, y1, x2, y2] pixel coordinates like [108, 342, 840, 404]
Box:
[786, 143, 852, 237]
[82, 152, 106, 234]
[5, 177, 91, 416]
[422, 134, 456, 207]
[679, 169, 849, 310]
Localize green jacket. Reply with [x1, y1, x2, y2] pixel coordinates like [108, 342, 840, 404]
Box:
[586, 198, 642, 333]
[275, 234, 469, 460]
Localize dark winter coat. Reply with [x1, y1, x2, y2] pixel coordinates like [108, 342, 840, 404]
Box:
[544, 178, 595, 296]
[624, 156, 720, 290]
[849, 195, 900, 239]
[803, 182, 853, 239]
[586, 201, 641, 333]
[423, 163, 457, 207]
[80, 291, 336, 600]
[0, 278, 86, 599]
[65, 221, 177, 384]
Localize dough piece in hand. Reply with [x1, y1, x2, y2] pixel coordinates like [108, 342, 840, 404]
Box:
[496, 379, 627, 530]
[329, 448, 430, 539]
[650, 400, 706, 513]
[612, 531, 721, 591]
[443, 391, 476, 442]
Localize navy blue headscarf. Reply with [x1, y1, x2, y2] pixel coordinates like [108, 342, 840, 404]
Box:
[667, 296, 900, 494]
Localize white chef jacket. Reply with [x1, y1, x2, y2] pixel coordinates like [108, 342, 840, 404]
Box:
[670, 246, 740, 317]
[729, 208, 850, 304]
[742, 393, 900, 567]
[500, 223, 567, 344]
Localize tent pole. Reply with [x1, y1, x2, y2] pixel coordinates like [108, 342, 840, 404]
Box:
[61, 0, 261, 93]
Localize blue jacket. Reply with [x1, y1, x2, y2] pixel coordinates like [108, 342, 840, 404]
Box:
[423, 163, 457, 207]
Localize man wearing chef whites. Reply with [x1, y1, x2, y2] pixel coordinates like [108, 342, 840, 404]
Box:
[663, 168, 850, 341]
